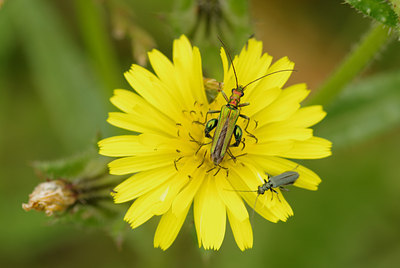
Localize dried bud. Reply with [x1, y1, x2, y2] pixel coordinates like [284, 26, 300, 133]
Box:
[22, 180, 77, 216]
[203, 77, 222, 91]
[203, 77, 222, 103]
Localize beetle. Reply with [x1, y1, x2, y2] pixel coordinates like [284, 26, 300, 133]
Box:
[231, 170, 299, 196]
[204, 39, 294, 166]
[256, 171, 299, 197]
[230, 170, 299, 216]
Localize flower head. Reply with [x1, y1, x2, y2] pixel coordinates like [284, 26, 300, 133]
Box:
[98, 35, 331, 250]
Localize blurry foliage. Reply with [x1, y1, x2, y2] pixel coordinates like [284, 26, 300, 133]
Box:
[316, 70, 400, 149]
[1, 0, 400, 267]
[171, 0, 253, 78]
[107, 0, 156, 66]
[5, 0, 112, 151]
[309, 23, 393, 107]
[346, 0, 399, 28]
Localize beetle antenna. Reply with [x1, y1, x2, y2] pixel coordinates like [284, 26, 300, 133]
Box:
[225, 189, 257, 193]
[243, 69, 297, 90]
[251, 193, 261, 221]
[218, 36, 239, 89]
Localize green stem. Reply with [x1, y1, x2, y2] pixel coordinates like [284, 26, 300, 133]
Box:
[74, 0, 122, 91]
[308, 23, 392, 106]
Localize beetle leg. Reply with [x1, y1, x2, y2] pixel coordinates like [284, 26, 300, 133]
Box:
[240, 137, 246, 150]
[188, 132, 211, 155]
[193, 109, 220, 125]
[227, 149, 237, 163]
[239, 114, 258, 143]
[270, 188, 281, 202]
[197, 150, 208, 168]
[218, 89, 229, 102]
[174, 156, 184, 171]
[238, 102, 250, 107]
[206, 165, 228, 176]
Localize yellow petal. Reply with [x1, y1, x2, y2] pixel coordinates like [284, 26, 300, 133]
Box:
[253, 83, 310, 127]
[220, 47, 229, 83]
[279, 105, 327, 128]
[151, 162, 196, 215]
[279, 137, 332, 159]
[191, 47, 208, 104]
[154, 205, 191, 250]
[194, 175, 226, 250]
[124, 199, 154, 229]
[215, 172, 249, 222]
[171, 168, 206, 216]
[255, 125, 313, 142]
[236, 39, 273, 89]
[98, 135, 152, 157]
[110, 89, 176, 135]
[124, 65, 182, 120]
[229, 161, 293, 221]
[151, 174, 189, 216]
[227, 209, 253, 251]
[259, 56, 295, 89]
[113, 165, 176, 203]
[148, 49, 187, 111]
[245, 140, 294, 156]
[124, 177, 186, 229]
[242, 87, 280, 117]
[107, 112, 174, 137]
[228, 165, 281, 222]
[108, 153, 174, 175]
[221, 40, 273, 98]
[172, 35, 202, 108]
[255, 188, 294, 221]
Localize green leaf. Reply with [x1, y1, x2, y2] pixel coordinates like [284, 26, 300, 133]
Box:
[31, 149, 106, 179]
[315, 70, 400, 149]
[346, 0, 399, 27]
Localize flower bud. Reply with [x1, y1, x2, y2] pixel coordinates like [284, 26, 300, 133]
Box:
[22, 180, 77, 216]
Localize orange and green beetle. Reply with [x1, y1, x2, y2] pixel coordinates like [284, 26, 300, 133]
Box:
[204, 40, 294, 166]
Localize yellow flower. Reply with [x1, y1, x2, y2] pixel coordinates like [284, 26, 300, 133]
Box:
[98, 35, 331, 251]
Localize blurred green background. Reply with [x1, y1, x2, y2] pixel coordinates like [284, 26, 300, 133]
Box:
[1, 0, 400, 267]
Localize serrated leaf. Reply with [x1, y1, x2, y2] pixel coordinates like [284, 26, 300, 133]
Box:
[31, 148, 111, 180]
[32, 150, 95, 179]
[346, 0, 399, 27]
[315, 70, 400, 149]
